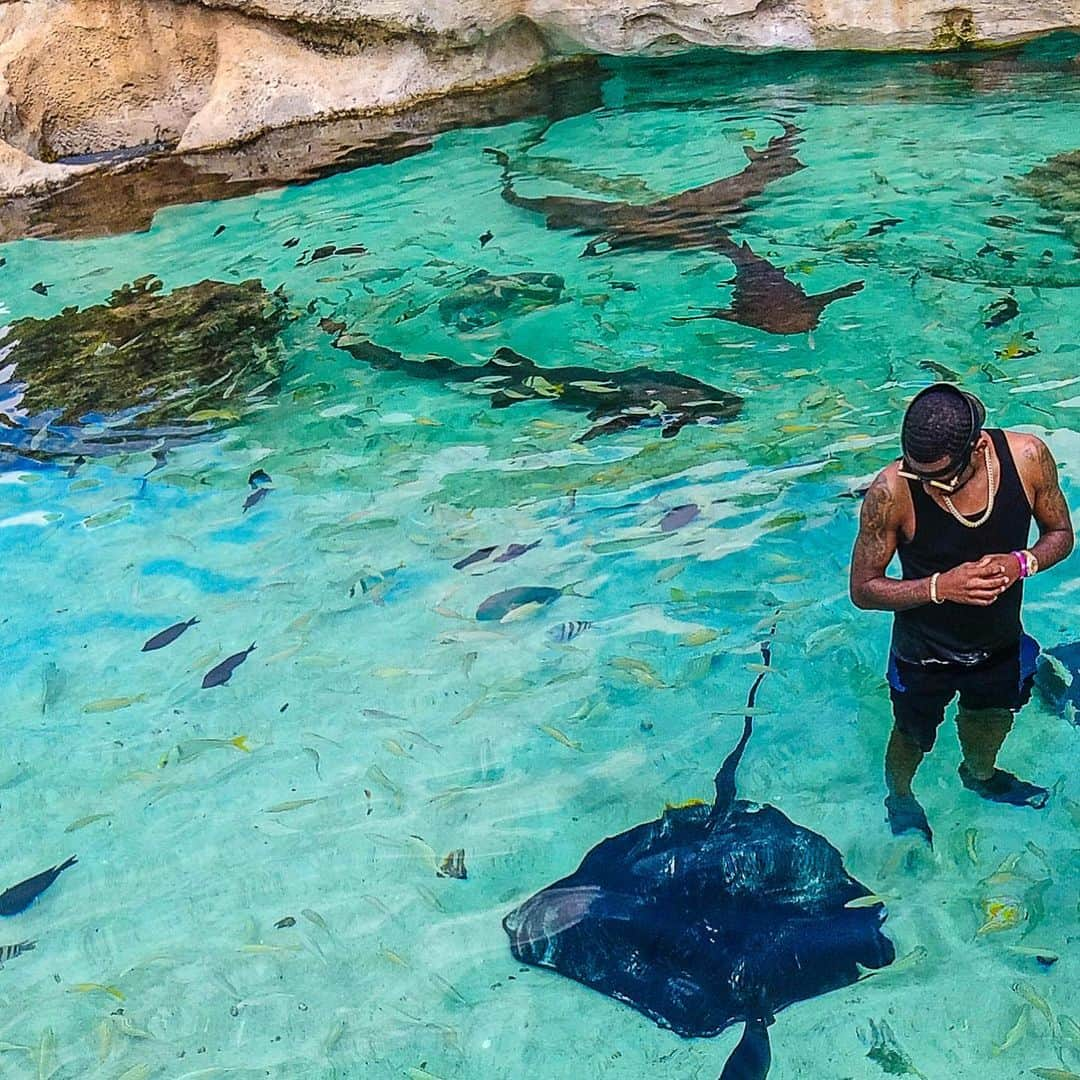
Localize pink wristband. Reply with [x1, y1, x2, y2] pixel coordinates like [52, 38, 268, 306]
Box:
[1011, 550, 1028, 579]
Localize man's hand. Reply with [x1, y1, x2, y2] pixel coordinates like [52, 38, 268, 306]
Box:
[938, 556, 1013, 606]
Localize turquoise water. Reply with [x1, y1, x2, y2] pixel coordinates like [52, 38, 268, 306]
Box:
[2, 39, 1080, 1079]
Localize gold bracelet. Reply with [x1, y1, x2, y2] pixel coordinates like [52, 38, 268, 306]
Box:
[1022, 549, 1039, 576]
[929, 572, 944, 604]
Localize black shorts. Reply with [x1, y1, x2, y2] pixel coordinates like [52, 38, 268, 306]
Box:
[886, 634, 1040, 752]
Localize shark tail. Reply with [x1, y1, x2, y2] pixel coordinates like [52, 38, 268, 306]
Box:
[719, 1017, 773, 1080]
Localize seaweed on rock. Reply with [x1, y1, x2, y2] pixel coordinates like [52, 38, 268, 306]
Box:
[0, 276, 290, 457]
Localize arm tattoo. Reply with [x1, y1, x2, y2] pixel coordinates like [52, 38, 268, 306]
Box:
[1025, 438, 1075, 572]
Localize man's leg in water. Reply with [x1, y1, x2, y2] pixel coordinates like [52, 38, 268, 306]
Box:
[956, 706, 1048, 807]
[884, 656, 948, 845]
[955, 637, 1048, 809]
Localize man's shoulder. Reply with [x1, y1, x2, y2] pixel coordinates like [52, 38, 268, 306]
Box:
[1002, 429, 1049, 475]
[862, 462, 909, 523]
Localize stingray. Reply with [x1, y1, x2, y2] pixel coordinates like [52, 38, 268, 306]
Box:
[1034, 640, 1080, 725]
[327, 336, 742, 440]
[674, 236, 865, 335]
[487, 120, 806, 256]
[503, 638, 895, 1078]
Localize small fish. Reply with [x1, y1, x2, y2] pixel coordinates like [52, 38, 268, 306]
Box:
[609, 656, 669, 689]
[866, 216, 903, 237]
[83, 694, 147, 713]
[844, 893, 895, 909]
[548, 620, 593, 643]
[660, 503, 700, 533]
[141, 617, 199, 652]
[656, 558, 692, 583]
[493, 540, 541, 563]
[919, 359, 962, 381]
[993, 1006, 1030, 1055]
[996, 331, 1039, 360]
[69, 982, 125, 1000]
[337, 245, 368, 257]
[453, 546, 497, 571]
[274, 916, 296, 929]
[1031, 1070, 1080, 1079]
[1013, 981, 1056, 1030]
[476, 584, 577, 622]
[479, 230, 494, 247]
[0, 939, 35, 966]
[301, 908, 330, 933]
[538, 725, 582, 751]
[0, 856, 77, 916]
[984, 294, 1019, 328]
[201, 643, 256, 688]
[248, 469, 272, 487]
[366, 763, 404, 803]
[264, 798, 324, 813]
[679, 628, 718, 646]
[239, 943, 302, 954]
[159, 735, 250, 766]
[64, 812, 112, 833]
[965, 827, 979, 865]
[309, 244, 337, 261]
[1005, 945, 1058, 965]
[31, 281, 52, 295]
[379, 947, 409, 968]
[303, 746, 322, 779]
[283, 236, 300, 247]
[213, 224, 226, 237]
[978, 899, 1024, 935]
[400, 729, 442, 752]
[243, 487, 271, 513]
[437, 849, 467, 880]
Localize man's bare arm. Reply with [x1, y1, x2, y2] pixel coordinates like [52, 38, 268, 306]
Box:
[1026, 437, 1074, 571]
[849, 473, 934, 611]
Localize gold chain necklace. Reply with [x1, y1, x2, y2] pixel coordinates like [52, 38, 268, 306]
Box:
[942, 445, 994, 528]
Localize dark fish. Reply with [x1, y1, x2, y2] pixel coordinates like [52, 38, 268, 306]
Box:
[274, 916, 296, 929]
[984, 295, 1020, 328]
[502, 636, 894, 1078]
[327, 338, 742, 442]
[145, 448, 169, 476]
[201, 643, 256, 689]
[279, 702, 289, 713]
[213, 225, 226, 237]
[65, 454, 87, 478]
[476, 585, 574, 622]
[918, 359, 962, 381]
[488, 121, 807, 256]
[248, 469, 273, 488]
[310, 245, 337, 262]
[31, 282, 52, 296]
[610, 281, 638, 292]
[0, 856, 78, 916]
[977, 242, 1017, 264]
[479, 230, 494, 247]
[986, 215, 1022, 229]
[865, 217, 902, 237]
[453, 546, 497, 571]
[336, 245, 368, 257]
[660, 503, 700, 533]
[0, 257, 6, 267]
[283, 237, 300, 248]
[319, 317, 346, 334]
[675, 237, 864, 335]
[141, 617, 199, 653]
[0, 939, 36, 965]
[548, 620, 593, 643]
[243, 487, 271, 513]
[494, 540, 542, 563]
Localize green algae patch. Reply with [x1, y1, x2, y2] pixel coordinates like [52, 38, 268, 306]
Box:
[1, 276, 290, 454]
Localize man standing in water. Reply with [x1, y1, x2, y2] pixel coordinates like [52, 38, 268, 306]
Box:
[849, 384, 1073, 844]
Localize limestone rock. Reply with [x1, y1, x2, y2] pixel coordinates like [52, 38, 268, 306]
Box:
[2, 0, 1080, 200]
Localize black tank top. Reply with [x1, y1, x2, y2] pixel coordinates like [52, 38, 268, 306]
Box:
[892, 428, 1033, 666]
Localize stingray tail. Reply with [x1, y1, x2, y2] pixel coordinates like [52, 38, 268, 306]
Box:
[708, 620, 777, 829]
[719, 1017, 773, 1080]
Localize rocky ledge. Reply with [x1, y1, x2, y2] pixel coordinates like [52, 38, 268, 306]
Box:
[2, 0, 1080, 203]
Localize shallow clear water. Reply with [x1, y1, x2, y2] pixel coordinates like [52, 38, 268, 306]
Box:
[1, 38, 1079, 1080]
